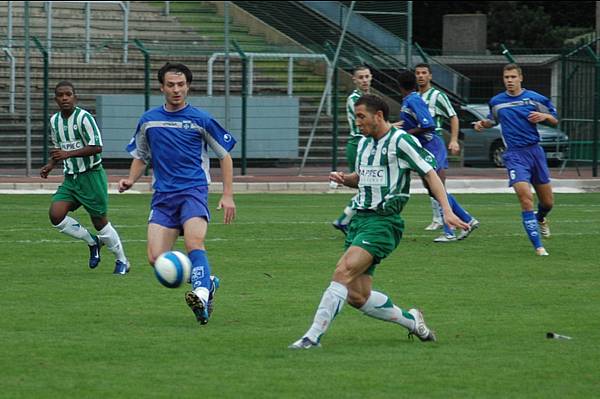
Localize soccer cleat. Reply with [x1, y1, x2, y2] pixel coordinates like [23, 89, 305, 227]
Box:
[535, 247, 550, 256]
[332, 220, 348, 236]
[408, 308, 437, 342]
[288, 336, 321, 349]
[457, 218, 480, 240]
[185, 291, 209, 325]
[538, 217, 551, 238]
[207, 275, 220, 317]
[88, 236, 102, 269]
[424, 221, 443, 231]
[113, 259, 130, 275]
[433, 233, 457, 243]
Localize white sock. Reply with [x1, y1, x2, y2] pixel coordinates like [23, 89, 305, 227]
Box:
[430, 197, 443, 224]
[341, 206, 356, 225]
[193, 287, 210, 303]
[359, 290, 415, 331]
[304, 281, 347, 343]
[97, 222, 127, 262]
[54, 216, 96, 246]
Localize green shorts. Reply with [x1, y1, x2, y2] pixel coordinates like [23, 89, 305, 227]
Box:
[52, 165, 108, 217]
[344, 211, 404, 275]
[346, 136, 362, 173]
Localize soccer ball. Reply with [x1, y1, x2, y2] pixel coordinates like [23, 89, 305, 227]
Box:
[154, 251, 192, 288]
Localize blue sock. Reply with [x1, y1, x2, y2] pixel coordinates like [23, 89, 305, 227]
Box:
[522, 211, 543, 249]
[447, 193, 473, 223]
[536, 204, 552, 222]
[189, 249, 212, 293]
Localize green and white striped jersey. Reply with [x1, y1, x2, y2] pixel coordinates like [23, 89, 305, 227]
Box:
[352, 126, 436, 215]
[347, 89, 365, 138]
[420, 87, 457, 136]
[50, 107, 103, 175]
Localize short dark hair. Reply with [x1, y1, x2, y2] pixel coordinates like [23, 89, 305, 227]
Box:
[54, 80, 75, 95]
[158, 62, 193, 85]
[397, 70, 416, 91]
[414, 63, 431, 73]
[352, 65, 370, 75]
[355, 94, 389, 121]
[503, 63, 522, 75]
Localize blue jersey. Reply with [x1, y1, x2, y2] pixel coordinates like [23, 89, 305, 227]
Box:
[487, 89, 558, 150]
[127, 104, 236, 192]
[400, 92, 436, 146]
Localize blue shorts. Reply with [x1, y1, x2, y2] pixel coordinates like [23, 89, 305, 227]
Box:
[422, 135, 448, 171]
[149, 186, 210, 231]
[503, 144, 551, 187]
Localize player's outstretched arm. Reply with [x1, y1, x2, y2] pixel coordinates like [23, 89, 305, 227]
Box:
[330, 171, 359, 188]
[217, 154, 236, 224]
[118, 158, 146, 193]
[528, 112, 558, 126]
[473, 119, 494, 132]
[448, 115, 460, 155]
[40, 159, 57, 179]
[423, 170, 469, 230]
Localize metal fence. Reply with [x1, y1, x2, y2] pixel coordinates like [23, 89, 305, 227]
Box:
[560, 39, 600, 176]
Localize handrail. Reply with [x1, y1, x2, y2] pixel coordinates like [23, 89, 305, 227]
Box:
[231, 40, 247, 176]
[1, 47, 16, 113]
[44, 1, 129, 63]
[7, 1, 13, 48]
[133, 39, 150, 111]
[32, 37, 50, 163]
[207, 52, 332, 115]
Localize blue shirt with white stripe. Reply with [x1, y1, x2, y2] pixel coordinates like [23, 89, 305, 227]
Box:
[126, 104, 236, 192]
[400, 92, 436, 146]
[487, 89, 558, 149]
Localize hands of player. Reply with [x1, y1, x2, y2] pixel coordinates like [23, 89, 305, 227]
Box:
[443, 211, 470, 231]
[473, 121, 485, 132]
[50, 148, 69, 161]
[118, 178, 134, 193]
[40, 163, 54, 179]
[330, 171, 345, 186]
[448, 140, 460, 155]
[527, 112, 548, 124]
[217, 195, 236, 224]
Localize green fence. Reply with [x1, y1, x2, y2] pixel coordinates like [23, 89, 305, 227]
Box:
[561, 39, 600, 176]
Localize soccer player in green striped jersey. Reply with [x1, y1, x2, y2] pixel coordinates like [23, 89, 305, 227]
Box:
[416, 63, 480, 240]
[290, 94, 469, 349]
[332, 65, 372, 234]
[40, 81, 129, 275]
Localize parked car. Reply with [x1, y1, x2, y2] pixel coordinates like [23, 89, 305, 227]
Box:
[457, 104, 569, 167]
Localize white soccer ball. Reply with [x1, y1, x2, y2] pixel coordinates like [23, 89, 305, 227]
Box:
[154, 251, 192, 288]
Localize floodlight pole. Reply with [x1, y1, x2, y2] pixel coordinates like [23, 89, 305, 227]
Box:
[299, 1, 356, 175]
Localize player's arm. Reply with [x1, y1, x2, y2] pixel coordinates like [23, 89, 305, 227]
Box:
[40, 158, 58, 178]
[118, 158, 146, 193]
[423, 170, 469, 230]
[448, 115, 460, 155]
[330, 171, 359, 188]
[217, 154, 236, 224]
[49, 145, 101, 161]
[473, 119, 495, 131]
[528, 112, 558, 126]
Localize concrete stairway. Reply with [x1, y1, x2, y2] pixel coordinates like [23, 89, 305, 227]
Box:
[0, 1, 350, 169]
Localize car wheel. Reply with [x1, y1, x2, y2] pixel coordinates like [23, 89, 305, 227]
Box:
[490, 141, 505, 167]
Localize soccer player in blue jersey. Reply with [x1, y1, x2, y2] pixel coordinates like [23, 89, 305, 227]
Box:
[118, 62, 237, 324]
[474, 64, 557, 256]
[396, 71, 477, 242]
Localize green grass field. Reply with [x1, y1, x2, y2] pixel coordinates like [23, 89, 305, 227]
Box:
[1, 193, 599, 398]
